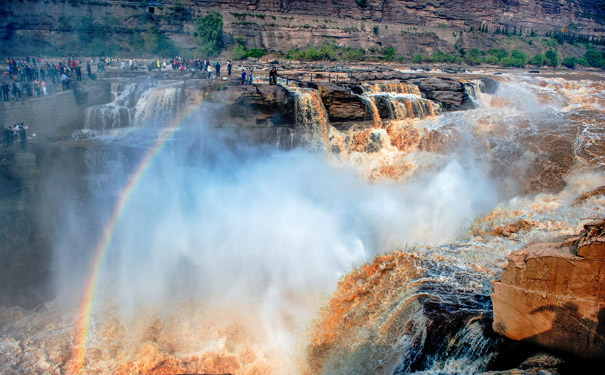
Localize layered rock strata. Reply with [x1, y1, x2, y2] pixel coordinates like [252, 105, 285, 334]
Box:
[491, 220, 605, 361]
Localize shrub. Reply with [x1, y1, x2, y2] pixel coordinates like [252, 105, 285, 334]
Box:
[485, 55, 499, 65]
[465, 48, 482, 65]
[191, 13, 224, 57]
[319, 43, 336, 60]
[510, 49, 528, 66]
[544, 49, 558, 67]
[346, 47, 365, 61]
[232, 44, 246, 60]
[246, 48, 265, 58]
[412, 55, 423, 63]
[584, 48, 603, 68]
[529, 53, 544, 66]
[561, 56, 578, 69]
[383, 47, 396, 61]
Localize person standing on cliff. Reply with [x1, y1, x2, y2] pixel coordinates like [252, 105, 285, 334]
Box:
[227, 60, 232, 76]
[269, 66, 277, 85]
[86, 62, 91, 79]
[248, 67, 253, 85]
[16, 82, 23, 101]
[241, 69, 246, 85]
[41, 80, 47, 96]
[75, 66, 82, 81]
[17, 124, 27, 150]
[11, 82, 18, 101]
[2, 81, 9, 102]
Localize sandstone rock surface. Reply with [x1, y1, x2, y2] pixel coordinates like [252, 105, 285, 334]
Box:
[491, 220, 605, 360]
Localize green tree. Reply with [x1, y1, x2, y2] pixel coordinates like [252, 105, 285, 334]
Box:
[319, 43, 336, 60]
[246, 48, 266, 58]
[465, 48, 482, 65]
[511, 49, 528, 66]
[191, 13, 224, 57]
[584, 49, 603, 68]
[544, 49, 558, 67]
[383, 47, 396, 61]
[561, 56, 578, 69]
[232, 44, 246, 60]
[529, 53, 544, 66]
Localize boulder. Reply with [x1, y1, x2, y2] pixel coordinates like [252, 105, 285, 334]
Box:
[413, 77, 476, 111]
[212, 84, 295, 126]
[308, 82, 368, 122]
[491, 220, 605, 360]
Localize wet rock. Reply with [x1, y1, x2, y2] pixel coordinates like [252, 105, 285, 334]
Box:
[308, 82, 367, 122]
[413, 77, 476, 111]
[573, 186, 605, 205]
[212, 84, 295, 126]
[490, 219, 538, 237]
[479, 78, 500, 94]
[491, 220, 605, 360]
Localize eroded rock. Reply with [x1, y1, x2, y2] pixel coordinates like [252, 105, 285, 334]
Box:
[491, 220, 605, 360]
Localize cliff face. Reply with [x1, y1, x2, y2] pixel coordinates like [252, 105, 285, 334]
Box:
[0, 0, 603, 55]
[491, 220, 605, 361]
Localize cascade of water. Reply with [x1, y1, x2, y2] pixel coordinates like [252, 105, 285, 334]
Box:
[294, 89, 331, 145]
[131, 85, 184, 128]
[83, 83, 146, 132]
[361, 82, 441, 122]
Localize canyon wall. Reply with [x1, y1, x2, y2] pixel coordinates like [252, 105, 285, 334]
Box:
[0, 0, 603, 55]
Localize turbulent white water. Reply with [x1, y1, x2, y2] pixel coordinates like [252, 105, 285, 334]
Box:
[1, 72, 604, 375]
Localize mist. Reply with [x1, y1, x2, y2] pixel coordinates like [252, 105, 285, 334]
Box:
[45, 102, 500, 368]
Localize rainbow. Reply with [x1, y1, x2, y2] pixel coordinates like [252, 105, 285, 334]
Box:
[69, 95, 203, 374]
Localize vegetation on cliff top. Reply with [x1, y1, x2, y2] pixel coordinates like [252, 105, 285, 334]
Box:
[191, 13, 224, 57]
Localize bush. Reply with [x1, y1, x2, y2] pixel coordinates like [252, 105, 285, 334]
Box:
[544, 49, 558, 67]
[346, 47, 365, 61]
[584, 49, 604, 68]
[383, 47, 396, 61]
[319, 43, 336, 60]
[510, 49, 528, 66]
[246, 48, 265, 59]
[529, 53, 544, 66]
[191, 13, 224, 57]
[465, 48, 482, 65]
[561, 56, 578, 69]
[485, 55, 499, 65]
[412, 55, 423, 63]
[232, 44, 246, 60]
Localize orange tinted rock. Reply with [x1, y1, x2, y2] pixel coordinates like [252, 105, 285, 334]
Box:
[491, 221, 605, 360]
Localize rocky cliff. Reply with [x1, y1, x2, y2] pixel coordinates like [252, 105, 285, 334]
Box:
[0, 0, 603, 56]
[491, 219, 605, 361]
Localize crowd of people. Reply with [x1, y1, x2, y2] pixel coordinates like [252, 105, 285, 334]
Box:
[3, 55, 280, 104]
[1, 123, 28, 150]
[2, 56, 85, 102]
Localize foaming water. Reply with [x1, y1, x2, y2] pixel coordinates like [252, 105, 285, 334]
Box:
[1, 72, 604, 375]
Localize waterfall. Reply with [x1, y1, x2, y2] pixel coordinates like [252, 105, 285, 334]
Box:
[294, 88, 330, 145]
[360, 82, 441, 121]
[131, 84, 184, 128]
[82, 83, 184, 135]
[83, 83, 146, 132]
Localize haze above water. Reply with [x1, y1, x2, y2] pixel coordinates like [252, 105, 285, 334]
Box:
[1, 72, 604, 375]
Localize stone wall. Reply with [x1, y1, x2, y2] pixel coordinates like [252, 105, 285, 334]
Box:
[0, 91, 83, 140]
